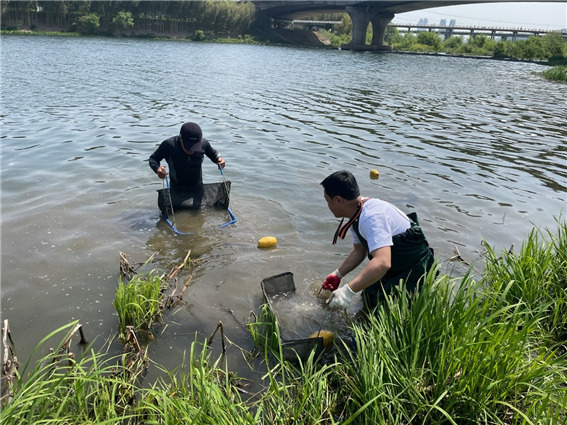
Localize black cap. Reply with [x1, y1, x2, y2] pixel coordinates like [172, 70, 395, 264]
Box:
[180, 122, 203, 151]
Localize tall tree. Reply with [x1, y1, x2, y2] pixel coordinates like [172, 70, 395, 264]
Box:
[39, 0, 68, 29]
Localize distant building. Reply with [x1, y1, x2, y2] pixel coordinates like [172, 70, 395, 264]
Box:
[440, 19, 447, 27]
[418, 18, 428, 26]
[449, 19, 456, 27]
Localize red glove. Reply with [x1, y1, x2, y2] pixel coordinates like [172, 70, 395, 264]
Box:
[321, 270, 342, 292]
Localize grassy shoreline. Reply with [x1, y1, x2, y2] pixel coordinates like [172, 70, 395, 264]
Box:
[1, 29, 80, 37]
[2, 219, 566, 424]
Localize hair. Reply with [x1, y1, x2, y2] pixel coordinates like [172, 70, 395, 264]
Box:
[320, 170, 360, 200]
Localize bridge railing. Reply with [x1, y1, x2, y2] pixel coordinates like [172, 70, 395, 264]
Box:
[389, 23, 567, 41]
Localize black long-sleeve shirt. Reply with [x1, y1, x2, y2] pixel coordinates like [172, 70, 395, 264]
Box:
[149, 136, 220, 189]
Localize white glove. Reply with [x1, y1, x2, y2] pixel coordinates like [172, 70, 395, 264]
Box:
[327, 283, 356, 310]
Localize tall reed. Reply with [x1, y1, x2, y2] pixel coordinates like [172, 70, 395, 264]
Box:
[337, 261, 567, 423]
[1, 323, 138, 424]
[482, 219, 567, 342]
[247, 303, 340, 423]
[135, 340, 259, 424]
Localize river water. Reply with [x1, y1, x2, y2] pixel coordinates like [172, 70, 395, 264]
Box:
[1, 36, 566, 378]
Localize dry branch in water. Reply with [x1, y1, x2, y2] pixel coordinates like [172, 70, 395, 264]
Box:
[120, 252, 137, 279]
[1, 320, 18, 405]
[165, 250, 194, 308]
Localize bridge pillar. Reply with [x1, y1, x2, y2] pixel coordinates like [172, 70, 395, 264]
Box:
[371, 12, 395, 48]
[343, 5, 394, 51]
[345, 5, 371, 49]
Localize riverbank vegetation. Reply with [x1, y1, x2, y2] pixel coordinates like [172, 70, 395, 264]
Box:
[1, 0, 256, 38]
[2, 219, 566, 424]
[540, 66, 567, 82]
[3, 1, 566, 66]
[386, 28, 567, 64]
[314, 13, 567, 65]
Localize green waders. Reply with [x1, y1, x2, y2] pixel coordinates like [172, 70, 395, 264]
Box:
[352, 212, 435, 311]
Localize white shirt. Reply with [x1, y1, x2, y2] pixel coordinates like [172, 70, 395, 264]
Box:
[351, 198, 411, 252]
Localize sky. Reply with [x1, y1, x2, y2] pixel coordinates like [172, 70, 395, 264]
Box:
[393, 2, 567, 30]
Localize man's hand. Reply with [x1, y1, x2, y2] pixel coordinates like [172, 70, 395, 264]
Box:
[217, 157, 226, 169]
[157, 166, 167, 179]
[327, 283, 356, 310]
[321, 269, 342, 292]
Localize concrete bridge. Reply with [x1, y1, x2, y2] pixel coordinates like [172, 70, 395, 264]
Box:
[252, 1, 565, 51]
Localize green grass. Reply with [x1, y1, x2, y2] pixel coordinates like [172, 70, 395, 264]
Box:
[0, 323, 139, 424]
[3, 219, 567, 424]
[319, 29, 350, 48]
[540, 66, 567, 82]
[139, 342, 258, 424]
[113, 270, 166, 338]
[482, 218, 567, 341]
[247, 303, 281, 353]
[212, 34, 263, 45]
[338, 272, 566, 424]
[1, 30, 79, 37]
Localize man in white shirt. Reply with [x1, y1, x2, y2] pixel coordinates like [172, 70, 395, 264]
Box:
[320, 170, 436, 312]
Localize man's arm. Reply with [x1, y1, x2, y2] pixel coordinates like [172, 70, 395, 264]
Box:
[326, 244, 391, 309]
[149, 141, 168, 173]
[347, 246, 391, 293]
[203, 139, 223, 165]
[336, 243, 367, 278]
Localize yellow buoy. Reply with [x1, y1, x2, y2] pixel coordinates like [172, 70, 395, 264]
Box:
[258, 236, 277, 249]
[370, 169, 380, 180]
[309, 330, 335, 347]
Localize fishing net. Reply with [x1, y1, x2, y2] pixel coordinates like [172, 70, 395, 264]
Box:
[261, 271, 296, 295]
[261, 272, 324, 362]
[157, 181, 231, 215]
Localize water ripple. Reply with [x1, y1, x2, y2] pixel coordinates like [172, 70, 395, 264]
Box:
[2, 36, 566, 364]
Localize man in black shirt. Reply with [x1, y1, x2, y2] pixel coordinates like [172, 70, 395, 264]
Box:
[149, 122, 225, 190]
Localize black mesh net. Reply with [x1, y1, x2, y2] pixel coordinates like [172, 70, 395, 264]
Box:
[157, 181, 231, 216]
[261, 272, 324, 362]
